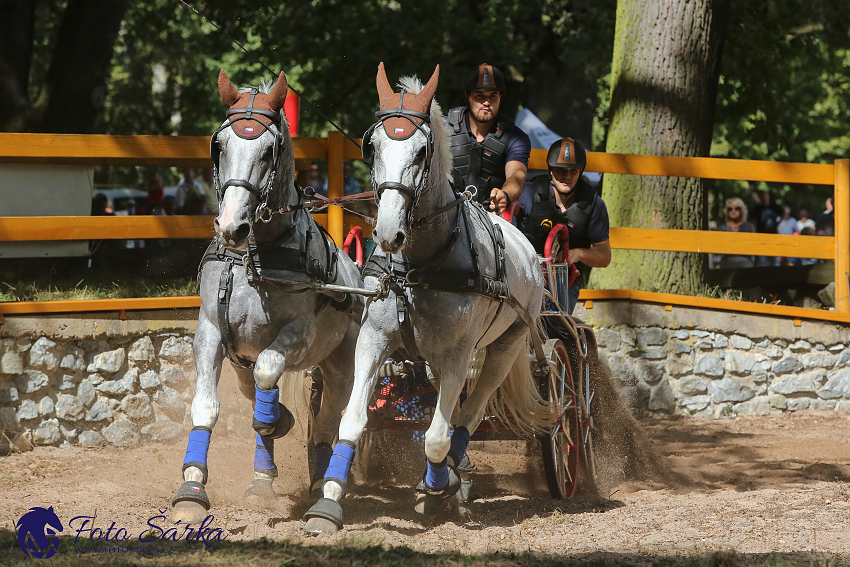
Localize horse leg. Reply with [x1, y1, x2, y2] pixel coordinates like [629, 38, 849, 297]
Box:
[303, 324, 392, 534]
[172, 312, 224, 524]
[308, 322, 358, 494]
[227, 365, 278, 502]
[455, 324, 528, 434]
[414, 361, 469, 512]
[243, 328, 308, 501]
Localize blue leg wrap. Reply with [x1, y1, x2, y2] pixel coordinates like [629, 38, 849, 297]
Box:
[254, 434, 275, 471]
[254, 385, 281, 424]
[425, 458, 449, 490]
[183, 428, 211, 468]
[182, 427, 211, 483]
[323, 441, 356, 487]
[313, 442, 334, 479]
[450, 426, 471, 464]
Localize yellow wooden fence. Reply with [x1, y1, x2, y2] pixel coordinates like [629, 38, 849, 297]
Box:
[0, 132, 847, 323]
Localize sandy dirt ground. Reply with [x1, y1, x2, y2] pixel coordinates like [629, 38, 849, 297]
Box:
[1, 363, 849, 565]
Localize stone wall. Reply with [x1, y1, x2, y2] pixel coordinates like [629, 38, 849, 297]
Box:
[0, 312, 198, 452]
[573, 300, 850, 417]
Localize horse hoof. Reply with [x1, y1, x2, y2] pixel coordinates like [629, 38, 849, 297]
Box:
[171, 500, 208, 524]
[414, 493, 443, 516]
[244, 478, 276, 501]
[253, 404, 294, 439]
[303, 498, 343, 535]
[171, 481, 210, 524]
[303, 517, 339, 535]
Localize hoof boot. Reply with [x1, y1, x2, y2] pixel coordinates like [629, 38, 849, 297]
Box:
[303, 498, 343, 535]
[171, 481, 210, 524]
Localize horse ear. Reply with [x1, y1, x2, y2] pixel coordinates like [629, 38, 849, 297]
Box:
[376, 62, 395, 107]
[218, 69, 241, 107]
[417, 65, 440, 108]
[267, 71, 288, 112]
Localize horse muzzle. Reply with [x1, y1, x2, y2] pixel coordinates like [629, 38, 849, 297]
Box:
[214, 218, 251, 250]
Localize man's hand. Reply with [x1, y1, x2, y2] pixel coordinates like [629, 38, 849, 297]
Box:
[489, 188, 509, 213]
[568, 240, 611, 268]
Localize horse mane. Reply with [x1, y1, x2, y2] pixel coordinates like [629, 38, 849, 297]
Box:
[238, 79, 290, 130]
[397, 75, 452, 180]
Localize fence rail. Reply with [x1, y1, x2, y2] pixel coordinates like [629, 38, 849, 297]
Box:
[0, 133, 847, 319]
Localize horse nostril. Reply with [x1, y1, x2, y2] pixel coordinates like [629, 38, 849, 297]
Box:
[225, 222, 250, 243]
[213, 218, 221, 233]
[394, 231, 405, 247]
[233, 223, 250, 242]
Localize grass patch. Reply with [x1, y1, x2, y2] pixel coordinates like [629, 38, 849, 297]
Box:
[698, 284, 745, 302]
[0, 531, 832, 567]
[0, 268, 196, 302]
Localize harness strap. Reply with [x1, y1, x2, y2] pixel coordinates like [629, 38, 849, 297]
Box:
[217, 258, 254, 369]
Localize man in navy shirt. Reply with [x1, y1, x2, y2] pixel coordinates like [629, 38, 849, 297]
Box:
[446, 64, 531, 214]
[517, 137, 611, 314]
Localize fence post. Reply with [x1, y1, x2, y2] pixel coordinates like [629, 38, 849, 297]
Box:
[327, 131, 344, 245]
[835, 159, 850, 313]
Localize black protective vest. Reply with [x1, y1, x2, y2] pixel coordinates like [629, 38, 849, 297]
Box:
[519, 175, 597, 256]
[447, 107, 514, 204]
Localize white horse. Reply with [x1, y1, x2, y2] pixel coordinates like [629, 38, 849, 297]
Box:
[171, 70, 362, 524]
[303, 63, 551, 534]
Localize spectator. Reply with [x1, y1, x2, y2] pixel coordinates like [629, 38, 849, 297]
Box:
[816, 197, 834, 236]
[796, 209, 816, 233]
[750, 190, 778, 266]
[176, 168, 203, 212]
[304, 161, 325, 197]
[716, 197, 755, 269]
[183, 192, 210, 216]
[145, 169, 164, 214]
[161, 195, 178, 216]
[776, 206, 796, 266]
[197, 167, 219, 215]
[790, 226, 819, 266]
[321, 162, 360, 196]
[776, 206, 796, 235]
[91, 193, 114, 216]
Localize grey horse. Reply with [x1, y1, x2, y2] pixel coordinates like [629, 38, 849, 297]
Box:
[171, 70, 362, 524]
[303, 64, 551, 534]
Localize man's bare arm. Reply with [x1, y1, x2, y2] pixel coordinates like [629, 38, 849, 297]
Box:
[489, 160, 527, 213]
[568, 239, 611, 268]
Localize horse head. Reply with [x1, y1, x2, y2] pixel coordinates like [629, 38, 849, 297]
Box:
[212, 69, 292, 250]
[367, 63, 442, 254]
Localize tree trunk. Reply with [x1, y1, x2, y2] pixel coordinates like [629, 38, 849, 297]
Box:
[35, 0, 129, 133]
[0, 0, 36, 131]
[594, 0, 730, 294]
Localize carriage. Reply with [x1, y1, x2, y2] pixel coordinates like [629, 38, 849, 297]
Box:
[338, 214, 601, 502]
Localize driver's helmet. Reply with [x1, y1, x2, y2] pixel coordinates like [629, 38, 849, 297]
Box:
[464, 63, 506, 93]
[547, 137, 587, 175]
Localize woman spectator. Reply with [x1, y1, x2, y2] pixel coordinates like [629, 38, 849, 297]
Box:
[717, 197, 755, 269]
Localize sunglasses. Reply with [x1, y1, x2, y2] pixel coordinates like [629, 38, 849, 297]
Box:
[726, 207, 742, 211]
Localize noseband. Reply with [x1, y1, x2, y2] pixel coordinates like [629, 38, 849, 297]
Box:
[210, 87, 288, 223]
[362, 90, 434, 226]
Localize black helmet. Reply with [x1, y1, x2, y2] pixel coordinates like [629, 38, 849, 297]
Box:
[547, 137, 587, 173]
[464, 63, 506, 93]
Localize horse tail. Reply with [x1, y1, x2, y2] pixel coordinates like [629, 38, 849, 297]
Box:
[484, 332, 553, 437]
[279, 370, 312, 440]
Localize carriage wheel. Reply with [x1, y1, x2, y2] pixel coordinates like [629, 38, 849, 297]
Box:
[539, 338, 582, 499]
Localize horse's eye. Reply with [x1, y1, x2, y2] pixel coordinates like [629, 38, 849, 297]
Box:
[415, 146, 427, 163]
